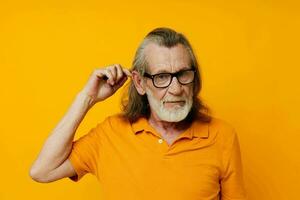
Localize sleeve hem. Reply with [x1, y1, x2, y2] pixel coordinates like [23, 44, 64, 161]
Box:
[68, 149, 87, 182]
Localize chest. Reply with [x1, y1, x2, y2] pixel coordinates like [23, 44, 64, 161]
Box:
[160, 134, 178, 146]
[159, 131, 183, 146]
[99, 139, 222, 200]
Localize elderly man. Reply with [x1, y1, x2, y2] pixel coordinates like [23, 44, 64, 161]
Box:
[30, 27, 247, 200]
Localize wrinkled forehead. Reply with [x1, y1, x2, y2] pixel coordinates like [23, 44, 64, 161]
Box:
[144, 42, 192, 74]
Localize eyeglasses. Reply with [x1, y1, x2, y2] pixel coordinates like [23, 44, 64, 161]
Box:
[143, 69, 196, 88]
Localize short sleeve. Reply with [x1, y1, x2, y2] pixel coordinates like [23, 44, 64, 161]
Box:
[220, 130, 247, 200]
[68, 124, 101, 182]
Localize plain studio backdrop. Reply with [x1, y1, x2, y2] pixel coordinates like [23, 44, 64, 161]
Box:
[0, 0, 299, 199]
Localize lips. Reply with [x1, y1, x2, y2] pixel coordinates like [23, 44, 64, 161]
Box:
[165, 101, 185, 103]
[163, 100, 186, 106]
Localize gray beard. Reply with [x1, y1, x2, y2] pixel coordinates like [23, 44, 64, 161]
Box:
[145, 88, 193, 122]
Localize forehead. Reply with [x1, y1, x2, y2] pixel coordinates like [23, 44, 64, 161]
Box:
[144, 42, 191, 73]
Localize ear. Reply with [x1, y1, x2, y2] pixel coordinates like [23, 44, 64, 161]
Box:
[132, 70, 146, 95]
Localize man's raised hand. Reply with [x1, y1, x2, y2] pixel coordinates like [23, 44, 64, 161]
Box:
[80, 64, 132, 106]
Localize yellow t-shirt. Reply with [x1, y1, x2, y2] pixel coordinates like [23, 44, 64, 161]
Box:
[68, 114, 247, 200]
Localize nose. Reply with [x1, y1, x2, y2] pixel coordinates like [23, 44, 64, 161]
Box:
[167, 76, 183, 95]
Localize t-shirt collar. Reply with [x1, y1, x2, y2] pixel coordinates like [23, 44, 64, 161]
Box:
[131, 116, 209, 139]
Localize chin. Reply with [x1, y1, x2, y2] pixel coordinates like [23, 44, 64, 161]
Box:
[157, 108, 190, 122]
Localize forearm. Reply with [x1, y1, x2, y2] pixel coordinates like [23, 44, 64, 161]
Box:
[30, 91, 94, 176]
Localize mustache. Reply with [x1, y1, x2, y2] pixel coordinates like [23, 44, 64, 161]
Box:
[162, 97, 187, 103]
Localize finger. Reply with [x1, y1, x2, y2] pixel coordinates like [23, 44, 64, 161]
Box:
[102, 69, 114, 85]
[115, 64, 124, 83]
[122, 68, 132, 78]
[108, 65, 117, 82]
[93, 69, 109, 82]
[113, 75, 128, 90]
[93, 69, 106, 79]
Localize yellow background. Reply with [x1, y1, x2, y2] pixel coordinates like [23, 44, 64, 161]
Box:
[1, 0, 299, 199]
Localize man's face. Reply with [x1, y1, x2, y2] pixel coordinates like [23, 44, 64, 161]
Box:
[143, 43, 194, 122]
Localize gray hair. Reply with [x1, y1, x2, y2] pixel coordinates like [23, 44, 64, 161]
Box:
[121, 27, 212, 123]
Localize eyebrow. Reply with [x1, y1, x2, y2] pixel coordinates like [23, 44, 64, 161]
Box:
[151, 66, 192, 74]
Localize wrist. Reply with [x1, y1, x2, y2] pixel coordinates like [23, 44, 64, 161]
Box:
[76, 91, 96, 109]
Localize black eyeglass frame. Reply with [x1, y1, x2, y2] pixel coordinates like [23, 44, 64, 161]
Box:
[143, 68, 196, 88]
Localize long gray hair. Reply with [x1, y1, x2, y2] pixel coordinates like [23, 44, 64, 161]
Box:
[121, 27, 212, 123]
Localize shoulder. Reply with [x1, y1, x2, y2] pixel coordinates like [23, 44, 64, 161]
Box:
[97, 113, 131, 132]
[104, 113, 130, 125]
[209, 117, 236, 134]
[207, 116, 238, 145]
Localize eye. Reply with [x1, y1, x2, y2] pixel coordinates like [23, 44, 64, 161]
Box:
[156, 74, 169, 80]
[179, 71, 190, 80]
[154, 73, 171, 84]
[178, 70, 195, 83]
